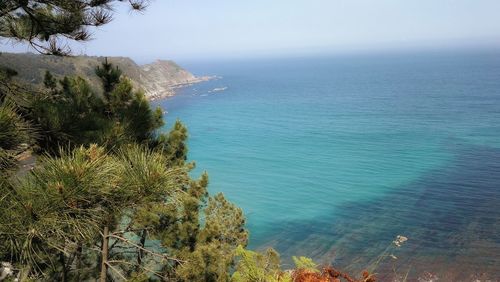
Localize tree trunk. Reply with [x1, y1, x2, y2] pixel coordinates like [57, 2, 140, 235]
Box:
[137, 229, 147, 270]
[59, 252, 67, 282]
[99, 225, 109, 282]
[75, 244, 82, 282]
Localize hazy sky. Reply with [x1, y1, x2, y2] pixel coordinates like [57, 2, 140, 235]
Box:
[2, 0, 500, 62]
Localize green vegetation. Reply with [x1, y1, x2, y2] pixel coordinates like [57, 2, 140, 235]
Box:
[232, 246, 291, 282]
[0, 67, 34, 171]
[31, 65, 162, 152]
[0, 101, 31, 169]
[0, 53, 142, 88]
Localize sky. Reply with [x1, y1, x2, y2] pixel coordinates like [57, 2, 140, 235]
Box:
[1, 0, 500, 63]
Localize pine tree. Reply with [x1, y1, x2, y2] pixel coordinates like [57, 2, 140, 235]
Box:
[175, 193, 249, 282]
[154, 119, 189, 166]
[32, 74, 112, 152]
[43, 70, 57, 90]
[95, 58, 123, 99]
[31, 62, 166, 154]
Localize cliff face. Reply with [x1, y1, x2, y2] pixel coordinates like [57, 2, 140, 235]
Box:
[0, 52, 209, 99]
[140, 60, 212, 99]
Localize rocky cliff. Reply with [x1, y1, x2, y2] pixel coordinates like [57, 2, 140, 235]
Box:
[0, 52, 210, 99]
[140, 60, 212, 99]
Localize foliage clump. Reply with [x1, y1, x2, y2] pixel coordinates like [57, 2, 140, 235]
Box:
[32, 64, 164, 153]
[231, 247, 377, 282]
[232, 245, 291, 282]
[0, 66, 34, 171]
[0, 0, 150, 55]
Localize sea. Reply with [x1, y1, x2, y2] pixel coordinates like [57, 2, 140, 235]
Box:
[156, 50, 500, 281]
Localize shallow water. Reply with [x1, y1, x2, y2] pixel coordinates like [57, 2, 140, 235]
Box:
[158, 50, 500, 280]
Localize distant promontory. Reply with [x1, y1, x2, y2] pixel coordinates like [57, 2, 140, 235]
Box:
[0, 52, 212, 100]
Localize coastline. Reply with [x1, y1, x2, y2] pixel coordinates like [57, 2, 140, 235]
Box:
[147, 75, 217, 101]
[0, 52, 213, 102]
[148, 75, 219, 101]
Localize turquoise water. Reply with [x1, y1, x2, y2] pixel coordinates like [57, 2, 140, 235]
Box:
[158, 51, 500, 280]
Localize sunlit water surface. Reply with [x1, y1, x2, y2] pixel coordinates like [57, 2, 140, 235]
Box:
[157, 51, 500, 281]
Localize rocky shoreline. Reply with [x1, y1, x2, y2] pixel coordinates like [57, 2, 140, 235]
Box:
[139, 59, 217, 100]
[147, 74, 217, 101]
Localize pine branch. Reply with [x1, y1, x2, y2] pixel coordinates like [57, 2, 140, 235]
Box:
[107, 234, 185, 264]
[105, 261, 127, 280]
[0, 0, 151, 55]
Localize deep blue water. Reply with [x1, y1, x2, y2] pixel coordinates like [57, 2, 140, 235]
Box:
[157, 51, 500, 281]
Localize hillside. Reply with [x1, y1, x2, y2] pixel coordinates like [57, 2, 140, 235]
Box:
[0, 52, 211, 99]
